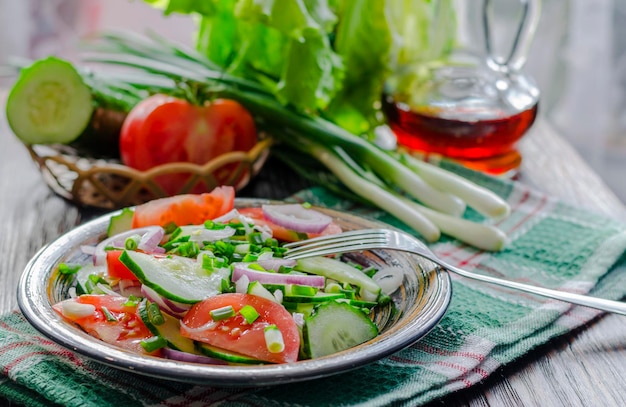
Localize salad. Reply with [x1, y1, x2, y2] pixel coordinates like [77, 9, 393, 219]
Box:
[53, 186, 399, 364]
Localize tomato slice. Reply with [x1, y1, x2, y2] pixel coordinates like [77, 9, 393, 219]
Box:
[181, 293, 300, 364]
[53, 295, 157, 355]
[237, 207, 342, 242]
[132, 186, 235, 228]
[106, 250, 138, 280]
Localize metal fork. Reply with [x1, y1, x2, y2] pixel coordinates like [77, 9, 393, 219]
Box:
[284, 228, 626, 316]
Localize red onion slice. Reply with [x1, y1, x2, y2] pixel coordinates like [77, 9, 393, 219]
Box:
[93, 226, 164, 266]
[162, 348, 227, 365]
[141, 285, 191, 318]
[372, 269, 404, 295]
[262, 204, 332, 233]
[232, 263, 325, 288]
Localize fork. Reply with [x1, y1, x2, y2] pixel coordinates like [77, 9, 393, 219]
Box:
[283, 228, 626, 316]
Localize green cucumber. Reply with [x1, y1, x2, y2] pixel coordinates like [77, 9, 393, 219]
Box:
[196, 343, 266, 365]
[283, 291, 346, 303]
[303, 301, 378, 359]
[119, 250, 230, 304]
[6, 57, 94, 145]
[137, 299, 197, 354]
[295, 257, 382, 300]
[107, 208, 134, 237]
[247, 280, 278, 302]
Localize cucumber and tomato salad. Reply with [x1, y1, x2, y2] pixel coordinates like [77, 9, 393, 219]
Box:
[54, 187, 387, 365]
[5, 57, 258, 194]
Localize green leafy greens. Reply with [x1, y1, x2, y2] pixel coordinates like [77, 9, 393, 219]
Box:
[143, 0, 454, 136]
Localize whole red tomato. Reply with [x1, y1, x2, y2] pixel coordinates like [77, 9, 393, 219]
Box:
[120, 94, 257, 195]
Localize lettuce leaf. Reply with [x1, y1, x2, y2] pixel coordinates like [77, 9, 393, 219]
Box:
[143, 0, 453, 134]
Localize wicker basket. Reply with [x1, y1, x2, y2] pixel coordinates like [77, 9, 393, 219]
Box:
[25, 137, 273, 210]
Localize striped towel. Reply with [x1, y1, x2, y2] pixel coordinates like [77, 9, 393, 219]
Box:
[2, 167, 626, 407]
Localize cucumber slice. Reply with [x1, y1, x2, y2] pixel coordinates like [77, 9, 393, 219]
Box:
[119, 250, 230, 304]
[137, 299, 197, 354]
[295, 257, 381, 299]
[247, 280, 278, 302]
[303, 301, 378, 359]
[107, 208, 134, 237]
[283, 291, 346, 303]
[196, 343, 266, 365]
[6, 57, 94, 145]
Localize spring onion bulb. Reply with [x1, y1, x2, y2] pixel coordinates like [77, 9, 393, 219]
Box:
[307, 142, 441, 242]
[401, 153, 511, 219]
[401, 197, 508, 251]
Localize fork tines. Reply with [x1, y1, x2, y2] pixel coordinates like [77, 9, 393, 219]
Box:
[283, 228, 389, 260]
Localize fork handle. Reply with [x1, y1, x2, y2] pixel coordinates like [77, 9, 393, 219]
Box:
[447, 264, 626, 315]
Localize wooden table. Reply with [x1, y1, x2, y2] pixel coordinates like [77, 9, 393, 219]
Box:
[1, 89, 626, 406]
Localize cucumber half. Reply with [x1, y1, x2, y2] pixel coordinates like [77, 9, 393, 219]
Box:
[303, 301, 378, 359]
[119, 250, 230, 304]
[6, 57, 94, 145]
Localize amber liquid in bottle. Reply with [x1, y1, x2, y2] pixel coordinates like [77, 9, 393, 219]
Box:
[382, 94, 539, 175]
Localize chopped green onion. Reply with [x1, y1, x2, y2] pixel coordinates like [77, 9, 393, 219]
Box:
[239, 304, 260, 324]
[277, 265, 293, 273]
[289, 284, 317, 296]
[242, 252, 259, 262]
[234, 243, 250, 254]
[147, 302, 165, 326]
[123, 295, 140, 307]
[173, 241, 200, 258]
[302, 202, 312, 209]
[210, 305, 235, 321]
[58, 263, 81, 275]
[101, 306, 118, 322]
[264, 324, 285, 353]
[204, 220, 226, 230]
[248, 232, 264, 245]
[140, 335, 167, 352]
[325, 282, 342, 293]
[248, 263, 265, 272]
[362, 266, 378, 278]
[163, 222, 178, 234]
[220, 278, 235, 293]
[265, 238, 279, 247]
[202, 254, 227, 271]
[124, 234, 141, 250]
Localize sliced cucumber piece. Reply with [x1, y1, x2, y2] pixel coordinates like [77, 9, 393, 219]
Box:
[295, 257, 381, 299]
[283, 291, 346, 303]
[119, 250, 230, 304]
[247, 280, 278, 302]
[196, 343, 266, 365]
[107, 208, 134, 237]
[6, 57, 94, 145]
[138, 299, 197, 354]
[303, 301, 378, 359]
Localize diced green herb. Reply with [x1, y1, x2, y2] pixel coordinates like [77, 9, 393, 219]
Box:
[210, 305, 235, 321]
[101, 306, 118, 322]
[140, 335, 167, 352]
[147, 302, 165, 326]
[58, 263, 81, 275]
[239, 304, 260, 324]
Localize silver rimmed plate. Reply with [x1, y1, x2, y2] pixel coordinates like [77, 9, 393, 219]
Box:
[17, 198, 451, 386]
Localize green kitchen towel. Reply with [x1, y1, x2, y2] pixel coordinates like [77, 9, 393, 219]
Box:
[2, 167, 626, 407]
